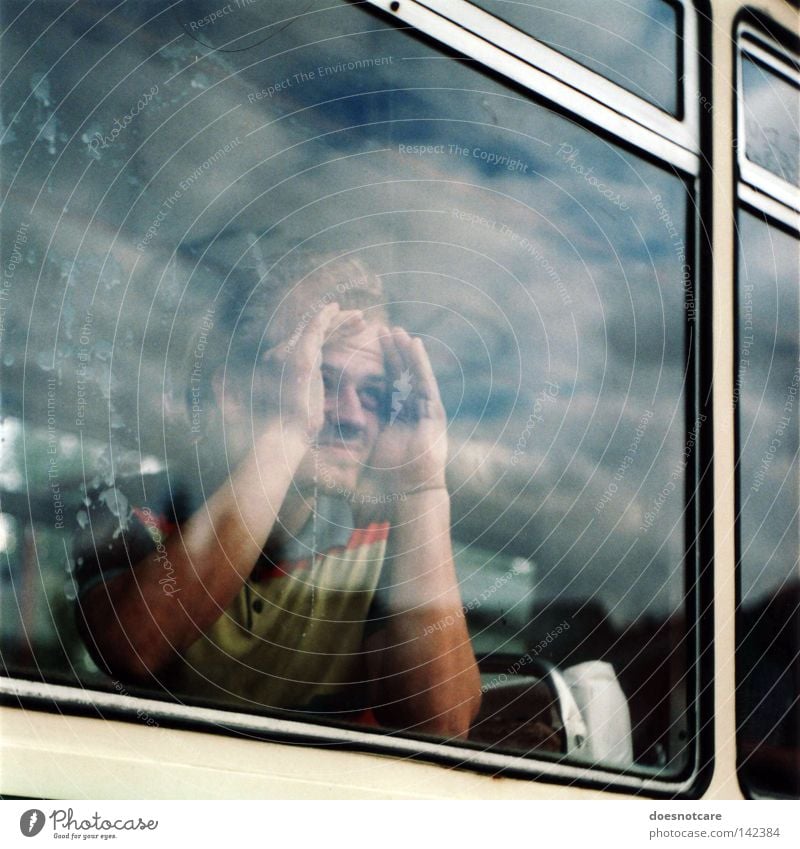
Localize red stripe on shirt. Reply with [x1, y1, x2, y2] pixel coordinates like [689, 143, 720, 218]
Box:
[132, 507, 176, 538]
[347, 522, 391, 550]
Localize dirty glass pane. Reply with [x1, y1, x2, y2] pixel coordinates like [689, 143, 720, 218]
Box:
[736, 211, 800, 798]
[741, 53, 800, 187]
[469, 0, 680, 114]
[1, 0, 696, 775]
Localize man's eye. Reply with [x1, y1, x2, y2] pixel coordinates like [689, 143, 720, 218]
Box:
[358, 387, 384, 412]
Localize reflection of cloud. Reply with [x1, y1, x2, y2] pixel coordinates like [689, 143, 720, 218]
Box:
[737, 213, 799, 603]
[742, 57, 800, 185]
[473, 0, 679, 112]
[3, 0, 699, 624]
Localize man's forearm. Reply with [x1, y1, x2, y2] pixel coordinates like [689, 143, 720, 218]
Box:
[85, 421, 309, 680]
[372, 488, 481, 737]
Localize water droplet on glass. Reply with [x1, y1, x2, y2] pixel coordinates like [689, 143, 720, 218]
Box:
[36, 350, 53, 371]
[0, 109, 17, 145]
[511, 557, 534, 575]
[94, 340, 112, 362]
[37, 115, 58, 155]
[103, 255, 122, 289]
[30, 73, 51, 107]
[60, 260, 78, 287]
[99, 487, 130, 533]
[76, 510, 89, 529]
[82, 128, 103, 160]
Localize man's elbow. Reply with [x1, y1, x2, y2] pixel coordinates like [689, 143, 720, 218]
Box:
[425, 689, 482, 739]
[80, 595, 175, 684]
[109, 643, 173, 684]
[375, 677, 483, 739]
[87, 629, 173, 685]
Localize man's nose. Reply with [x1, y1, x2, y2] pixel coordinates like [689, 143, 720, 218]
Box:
[326, 381, 367, 429]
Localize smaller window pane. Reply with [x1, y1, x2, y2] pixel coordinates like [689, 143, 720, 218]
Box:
[468, 0, 680, 114]
[736, 212, 800, 799]
[742, 54, 800, 188]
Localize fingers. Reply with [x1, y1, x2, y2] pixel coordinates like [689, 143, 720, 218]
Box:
[326, 308, 366, 342]
[406, 335, 442, 405]
[380, 326, 443, 419]
[379, 326, 406, 383]
[283, 304, 366, 362]
[304, 302, 342, 356]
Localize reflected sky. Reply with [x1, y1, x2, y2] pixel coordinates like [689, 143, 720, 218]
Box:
[1, 0, 695, 626]
[737, 212, 800, 604]
[742, 54, 800, 187]
[470, 0, 680, 113]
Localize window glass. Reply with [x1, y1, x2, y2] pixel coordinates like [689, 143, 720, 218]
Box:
[736, 211, 800, 798]
[741, 52, 800, 188]
[1, 0, 696, 776]
[468, 0, 680, 114]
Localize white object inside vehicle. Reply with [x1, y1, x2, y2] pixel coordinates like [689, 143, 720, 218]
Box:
[558, 661, 634, 768]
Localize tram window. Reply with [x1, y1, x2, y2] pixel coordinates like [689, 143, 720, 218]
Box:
[1, 0, 698, 781]
[736, 212, 800, 799]
[735, 25, 800, 801]
[740, 51, 800, 188]
[467, 0, 681, 114]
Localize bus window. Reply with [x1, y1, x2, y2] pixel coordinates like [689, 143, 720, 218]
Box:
[0, 0, 702, 787]
[736, 212, 799, 799]
[740, 48, 800, 188]
[735, 25, 800, 800]
[462, 0, 681, 114]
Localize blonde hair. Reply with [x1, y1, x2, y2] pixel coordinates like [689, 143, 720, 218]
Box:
[182, 247, 389, 433]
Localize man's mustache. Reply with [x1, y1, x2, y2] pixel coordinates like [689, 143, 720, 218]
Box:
[317, 422, 366, 444]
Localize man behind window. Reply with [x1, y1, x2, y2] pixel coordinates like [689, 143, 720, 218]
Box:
[74, 252, 480, 738]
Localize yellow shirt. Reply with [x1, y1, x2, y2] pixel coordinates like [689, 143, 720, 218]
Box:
[170, 522, 390, 714]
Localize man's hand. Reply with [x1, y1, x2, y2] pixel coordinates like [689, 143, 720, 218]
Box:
[254, 303, 366, 441]
[365, 326, 480, 738]
[371, 326, 448, 494]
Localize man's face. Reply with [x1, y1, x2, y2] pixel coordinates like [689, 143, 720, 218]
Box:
[295, 321, 387, 495]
